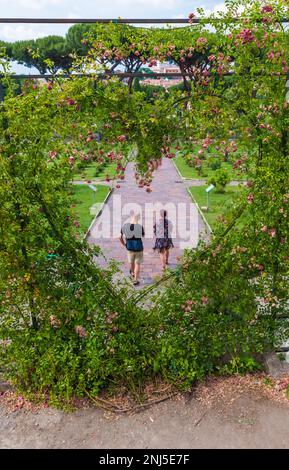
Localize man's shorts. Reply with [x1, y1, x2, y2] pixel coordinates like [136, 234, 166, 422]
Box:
[127, 250, 144, 264]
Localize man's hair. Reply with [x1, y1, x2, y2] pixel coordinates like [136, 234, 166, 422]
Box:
[131, 211, 140, 223]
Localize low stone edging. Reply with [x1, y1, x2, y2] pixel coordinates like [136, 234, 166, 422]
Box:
[84, 187, 114, 240]
[186, 187, 213, 236]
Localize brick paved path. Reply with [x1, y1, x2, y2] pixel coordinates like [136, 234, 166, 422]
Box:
[87, 158, 208, 285]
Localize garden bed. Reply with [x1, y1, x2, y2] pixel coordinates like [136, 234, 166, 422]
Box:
[73, 162, 120, 181]
[174, 156, 245, 181]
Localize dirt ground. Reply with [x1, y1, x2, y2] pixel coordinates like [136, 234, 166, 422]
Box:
[0, 374, 289, 449]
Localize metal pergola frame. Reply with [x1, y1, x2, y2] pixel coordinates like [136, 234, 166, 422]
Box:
[0, 17, 288, 23]
[5, 72, 233, 79]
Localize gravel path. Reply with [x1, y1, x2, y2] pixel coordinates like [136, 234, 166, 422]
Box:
[1, 384, 289, 449]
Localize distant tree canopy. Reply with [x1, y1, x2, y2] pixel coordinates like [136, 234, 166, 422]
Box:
[7, 36, 73, 74]
[1, 24, 94, 75]
[65, 23, 92, 57]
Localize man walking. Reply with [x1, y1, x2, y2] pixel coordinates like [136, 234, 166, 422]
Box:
[120, 211, 144, 286]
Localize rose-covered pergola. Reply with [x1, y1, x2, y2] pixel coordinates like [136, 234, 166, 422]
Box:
[0, 0, 288, 404]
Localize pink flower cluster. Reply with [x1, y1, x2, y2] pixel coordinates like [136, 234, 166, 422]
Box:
[117, 135, 126, 142]
[188, 12, 195, 24]
[201, 296, 209, 305]
[261, 5, 274, 14]
[75, 325, 87, 338]
[106, 311, 119, 324]
[49, 315, 61, 328]
[236, 29, 255, 45]
[260, 226, 277, 237]
[247, 194, 254, 204]
[181, 295, 208, 311]
[212, 244, 221, 258]
[231, 246, 248, 255]
[267, 51, 275, 60]
[181, 299, 195, 312]
[233, 155, 247, 170]
[48, 150, 58, 161]
[202, 136, 213, 149]
[196, 37, 208, 48]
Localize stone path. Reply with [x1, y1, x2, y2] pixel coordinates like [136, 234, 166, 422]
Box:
[87, 158, 209, 285]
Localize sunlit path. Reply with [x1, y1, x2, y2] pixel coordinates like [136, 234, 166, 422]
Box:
[87, 158, 209, 285]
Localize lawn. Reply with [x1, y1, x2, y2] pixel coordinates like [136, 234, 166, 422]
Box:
[188, 185, 241, 230]
[72, 184, 110, 233]
[174, 156, 245, 181]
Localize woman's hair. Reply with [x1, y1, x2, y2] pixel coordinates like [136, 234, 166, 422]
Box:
[160, 209, 167, 219]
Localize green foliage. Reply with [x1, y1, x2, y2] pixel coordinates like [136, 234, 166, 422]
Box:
[140, 83, 166, 101]
[1, 294, 157, 399]
[208, 168, 230, 193]
[208, 157, 221, 171]
[132, 77, 141, 92]
[0, 1, 289, 404]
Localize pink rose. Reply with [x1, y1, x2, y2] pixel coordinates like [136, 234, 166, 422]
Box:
[75, 325, 87, 338]
[237, 29, 255, 45]
[261, 5, 273, 13]
[267, 51, 275, 60]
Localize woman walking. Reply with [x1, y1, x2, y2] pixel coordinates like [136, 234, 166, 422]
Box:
[153, 210, 174, 271]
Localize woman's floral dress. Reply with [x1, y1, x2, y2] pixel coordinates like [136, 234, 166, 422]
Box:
[153, 218, 174, 252]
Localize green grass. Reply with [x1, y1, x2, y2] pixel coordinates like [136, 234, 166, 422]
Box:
[188, 185, 241, 230]
[73, 162, 120, 181]
[174, 156, 243, 181]
[72, 184, 110, 233]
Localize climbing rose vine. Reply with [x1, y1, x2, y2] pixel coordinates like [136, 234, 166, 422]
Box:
[0, 0, 288, 403]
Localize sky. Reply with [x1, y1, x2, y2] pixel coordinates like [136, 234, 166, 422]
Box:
[0, 0, 227, 73]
